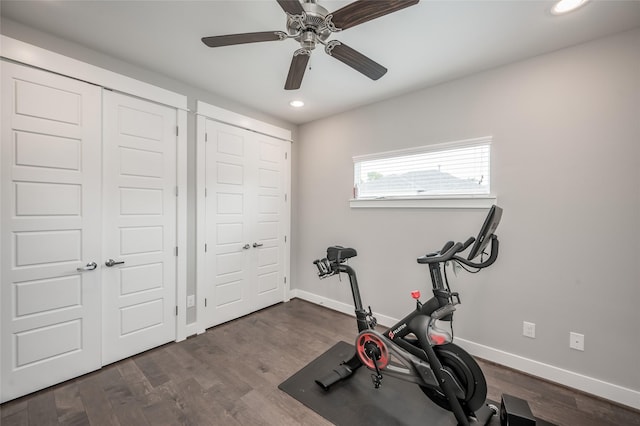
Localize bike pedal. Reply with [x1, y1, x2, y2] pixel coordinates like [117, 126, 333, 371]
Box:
[371, 373, 382, 388]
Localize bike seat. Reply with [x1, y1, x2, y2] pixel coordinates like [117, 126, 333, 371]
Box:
[327, 246, 357, 262]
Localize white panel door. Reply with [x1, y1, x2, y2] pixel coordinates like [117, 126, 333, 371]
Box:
[101, 91, 177, 365]
[205, 120, 252, 326]
[1, 62, 102, 402]
[253, 134, 286, 310]
[204, 120, 287, 328]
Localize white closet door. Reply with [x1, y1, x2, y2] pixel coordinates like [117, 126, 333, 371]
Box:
[253, 134, 286, 310]
[205, 120, 253, 326]
[101, 91, 177, 365]
[0, 62, 102, 402]
[204, 119, 287, 328]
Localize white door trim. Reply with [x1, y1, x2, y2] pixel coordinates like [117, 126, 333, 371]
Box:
[196, 101, 292, 142]
[0, 37, 189, 343]
[195, 103, 292, 334]
[0, 35, 186, 111]
[175, 109, 189, 341]
[196, 114, 208, 335]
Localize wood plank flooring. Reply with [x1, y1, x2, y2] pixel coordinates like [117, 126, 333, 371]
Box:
[2, 298, 639, 426]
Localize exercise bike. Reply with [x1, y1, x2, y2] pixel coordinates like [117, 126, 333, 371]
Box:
[313, 205, 503, 426]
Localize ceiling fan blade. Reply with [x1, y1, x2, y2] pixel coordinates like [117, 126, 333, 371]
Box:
[285, 49, 311, 90]
[325, 41, 387, 81]
[277, 0, 305, 16]
[202, 31, 287, 48]
[328, 0, 419, 31]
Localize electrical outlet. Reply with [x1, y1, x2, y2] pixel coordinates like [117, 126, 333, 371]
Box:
[523, 321, 536, 338]
[187, 294, 195, 308]
[570, 332, 584, 351]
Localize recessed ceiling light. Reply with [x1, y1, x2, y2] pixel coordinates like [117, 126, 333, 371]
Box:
[289, 100, 304, 108]
[551, 0, 589, 15]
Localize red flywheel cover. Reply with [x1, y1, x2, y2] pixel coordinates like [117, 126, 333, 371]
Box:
[355, 332, 390, 370]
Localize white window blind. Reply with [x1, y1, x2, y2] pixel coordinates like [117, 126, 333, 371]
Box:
[353, 137, 491, 199]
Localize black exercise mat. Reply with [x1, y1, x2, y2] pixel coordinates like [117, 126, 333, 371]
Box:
[279, 341, 556, 426]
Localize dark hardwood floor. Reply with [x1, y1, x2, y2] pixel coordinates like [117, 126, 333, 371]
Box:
[2, 298, 639, 426]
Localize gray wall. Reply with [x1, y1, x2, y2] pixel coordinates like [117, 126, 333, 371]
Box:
[0, 18, 298, 325]
[293, 28, 640, 392]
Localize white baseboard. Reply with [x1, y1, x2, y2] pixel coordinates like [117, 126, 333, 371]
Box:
[290, 289, 640, 411]
[453, 338, 640, 411]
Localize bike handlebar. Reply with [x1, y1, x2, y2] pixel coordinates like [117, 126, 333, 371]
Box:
[315, 234, 499, 279]
[440, 240, 455, 254]
[420, 236, 478, 265]
[461, 237, 475, 252]
[417, 241, 464, 264]
[416, 234, 499, 269]
[453, 235, 499, 269]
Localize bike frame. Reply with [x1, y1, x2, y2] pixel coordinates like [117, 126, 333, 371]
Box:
[326, 235, 499, 426]
[338, 262, 471, 423]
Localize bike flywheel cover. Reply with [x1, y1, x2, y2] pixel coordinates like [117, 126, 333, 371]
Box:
[355, 331, 390, 370]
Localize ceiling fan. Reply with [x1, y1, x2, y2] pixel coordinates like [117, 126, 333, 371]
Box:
[201, 0, 420, 90]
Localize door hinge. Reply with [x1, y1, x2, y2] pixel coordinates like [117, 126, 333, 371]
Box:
[284, 276, 287, 284]
[176, 126, 179, 136]
[175, 306, 178, 316]
[175, 246, 179, 256]
[284, 235, 287, 243]
[204, 188, 208, 197]
[175, 186, 179, 197]
[205, 243, 208, 252]
[205, 133, 208, 142]
[285, 152, 288, 160]
[204, 298, 208, 307]
[284, 193, 287, 202]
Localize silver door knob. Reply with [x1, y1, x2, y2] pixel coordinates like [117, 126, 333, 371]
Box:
[242, 244, 251, 250]
[252, 242, 263, 248]
[105, 259, 125, 267]
[77, 261, 97, 272]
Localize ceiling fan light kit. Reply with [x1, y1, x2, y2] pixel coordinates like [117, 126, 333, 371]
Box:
[201, 0, 420, 90]
[551, 0, 589, 15]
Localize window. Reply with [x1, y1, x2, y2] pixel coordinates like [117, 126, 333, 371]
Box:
[352, 137, 493, 208]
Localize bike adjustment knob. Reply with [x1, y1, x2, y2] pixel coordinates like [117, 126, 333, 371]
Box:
[411, 290, 421, 300]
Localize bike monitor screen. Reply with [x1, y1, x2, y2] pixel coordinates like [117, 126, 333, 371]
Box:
[467, 205, 503, 260]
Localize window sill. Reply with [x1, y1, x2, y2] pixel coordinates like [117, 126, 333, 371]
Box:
[349, 196, 497, 209]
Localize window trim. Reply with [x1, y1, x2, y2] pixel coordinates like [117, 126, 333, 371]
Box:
[349, 195, 497, 209]
[351, 136, 494, 209]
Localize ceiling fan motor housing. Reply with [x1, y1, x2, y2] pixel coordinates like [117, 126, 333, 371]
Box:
[287, 0, 332, 49]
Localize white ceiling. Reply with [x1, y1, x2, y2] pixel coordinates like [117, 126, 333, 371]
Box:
[2, 0, 639, 124]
